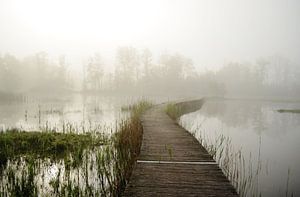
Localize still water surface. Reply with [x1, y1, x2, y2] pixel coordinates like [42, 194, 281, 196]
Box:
[0, 95, 162, 132]
[0, 95, 172, 195]
[180, 99, 300, 197]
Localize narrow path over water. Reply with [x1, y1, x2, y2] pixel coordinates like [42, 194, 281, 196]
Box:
[123, 102, 238, 196]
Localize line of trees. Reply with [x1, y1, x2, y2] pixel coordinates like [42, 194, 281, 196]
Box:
[81, 47, 225, 96]
[0, 52, 71, 95]
[82, 47, 300, 98]
[1, 47, 300, 98]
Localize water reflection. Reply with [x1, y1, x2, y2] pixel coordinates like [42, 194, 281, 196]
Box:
[0, 95, 145, 132]
[1, 148, 111, 196]
[180, 98, 300, 197]
[0, 95, 173, 195]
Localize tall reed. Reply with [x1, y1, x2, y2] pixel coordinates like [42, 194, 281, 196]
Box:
[0, 100, 152, 196]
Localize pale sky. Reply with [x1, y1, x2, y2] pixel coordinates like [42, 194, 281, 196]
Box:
[0, 0, 299, 71]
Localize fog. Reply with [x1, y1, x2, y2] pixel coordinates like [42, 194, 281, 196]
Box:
[1, 1, 300, 196]
[0, 0, 300, 99]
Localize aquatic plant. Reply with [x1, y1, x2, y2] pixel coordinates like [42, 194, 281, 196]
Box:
[0, 100, 152, 196]
[165, 103, 182, 120]
[277, 109, 300, 114]
[112, 100, 152, 194]
[0, 130, 107, 168]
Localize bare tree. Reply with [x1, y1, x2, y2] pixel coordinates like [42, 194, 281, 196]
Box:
[85, 53, 104, 91]
[114, 47, 140, 91]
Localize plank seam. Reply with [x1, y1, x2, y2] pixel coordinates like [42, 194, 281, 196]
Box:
[137, 160, 217, 165]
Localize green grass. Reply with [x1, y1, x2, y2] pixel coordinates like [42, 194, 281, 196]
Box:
[277, 109, 300, 113]
[121, 100, 153, 112]
[0, 100, 153, 196]
[165, 103, 182, 120]
[112, 100, 152, 195]
[0, 130, 106, 168]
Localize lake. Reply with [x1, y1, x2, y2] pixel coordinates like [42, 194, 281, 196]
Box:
[0, 95, 168, 133]
[179, 98, 300, 197]
[0, 94, 174, 195]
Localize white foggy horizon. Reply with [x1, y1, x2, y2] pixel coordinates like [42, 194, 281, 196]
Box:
[1, 1, 300, 196]
[1, 0, 300, 72]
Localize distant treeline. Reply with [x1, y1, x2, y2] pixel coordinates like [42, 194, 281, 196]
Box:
[0, 52, 71, 95]
[1, 47, 300, 98]
[0, 91, 24, 102]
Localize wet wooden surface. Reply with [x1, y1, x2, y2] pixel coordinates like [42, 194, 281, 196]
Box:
[123, 103, 238, 197]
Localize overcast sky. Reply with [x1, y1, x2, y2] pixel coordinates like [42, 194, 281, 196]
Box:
[0, 0, 299, 71]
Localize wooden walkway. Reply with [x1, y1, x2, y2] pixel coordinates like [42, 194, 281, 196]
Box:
[123, 102, 238, 197]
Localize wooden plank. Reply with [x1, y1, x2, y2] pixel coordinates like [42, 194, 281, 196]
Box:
[123, 103, 238, 196]
[124, 163, 237, 197]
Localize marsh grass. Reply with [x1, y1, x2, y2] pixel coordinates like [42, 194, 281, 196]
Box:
[0, 130, 107, 168]
[112, 100, 152, 194]
[165, 103, 182, 120]
[185, 126, 261, 196]
[277, 109, 300, 113]
[0, 100, 152, 196]
[180, 119, 296, 197]
[177, 114, 264, 197]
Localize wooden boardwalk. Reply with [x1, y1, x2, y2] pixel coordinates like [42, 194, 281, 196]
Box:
[123, 102, 238, 197]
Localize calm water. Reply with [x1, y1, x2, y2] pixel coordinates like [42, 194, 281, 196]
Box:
[180, 99, 300, 197]
[0, 95, 135, 194]
[0, 95, 154, 133]
[0, 94, 173, 195]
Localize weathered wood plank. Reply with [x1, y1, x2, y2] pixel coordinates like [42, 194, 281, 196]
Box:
[123, 102, 238, 197]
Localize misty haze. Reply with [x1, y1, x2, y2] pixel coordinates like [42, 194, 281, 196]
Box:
[0, 0, 299, 196]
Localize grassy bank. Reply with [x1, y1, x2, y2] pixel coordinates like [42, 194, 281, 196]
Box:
[277, 109, 300, 113]
[113, 100, 152, 194]
[165, 103, 182, 120]
[0, 130, 106, 168]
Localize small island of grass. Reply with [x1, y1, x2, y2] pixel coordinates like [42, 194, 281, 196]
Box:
[277, 109, 300, 114]
[0, 130, 107, 168]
